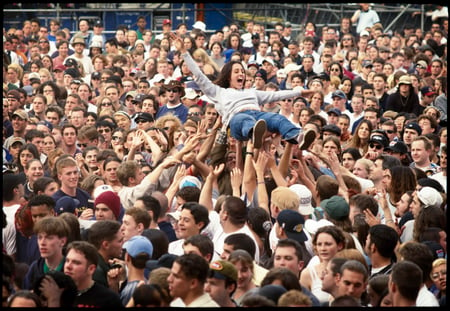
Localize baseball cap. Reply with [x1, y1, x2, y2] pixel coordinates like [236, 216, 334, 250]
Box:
[91, 71, 101, 80]
[167, 210, 181, 222]
[322, 124, 342, 136]
[277, 209, 308, 243]
[54, 196, 80, 215]
[416, 186, 443, 208]
[12, 109, 29, 121]
[289, 184, 313, 216]
[417, 178, 445, 194]
[369, 134, 388, 148]
[420, 86, 436, 97]
[320, 195, 349, 221]
[125, 90, 138, 99]
[5, 137, 26, 150]
[385, 140, 408, 154]
[179, 176, 202, 190]
[318, 72, 330, 81]
[94, 20, 103, 27]
[64, 68, 80, 79]
[162, 19, 172, 26]
[360, 30, 370, 37]
[92, 184, 114, 199]
[247, 61, 259, 69]
[28, 72, 41, 81]
[123, 235, 153, 258]
[277, 69, 287, 79]
[416, 60, 428, 69]
[22, 85, 33, 96]
[397, 75, 412, 86]
[53, 64, 66, 72]
[132, 94, 146, 103]
[64, 58, 79, 68]
[283, 63, 301, 74]
[304, 218, 334, 236]
[192, 21, 206, 32]
[331, 90, 347, 100]
[326, 108, 342, 116]
[94, 190, 121, 220]
[362, 60, 373, 68]
[285, 22, 292, 28]
[135, 112, 154, 123]
[262, 58, 275, 66]
[379, 46, 390, 53]
[145, 253, 178, 272]
[182, 88, 200, 100]
[404, 122, 422, 135]
[209, 260, 238, 282]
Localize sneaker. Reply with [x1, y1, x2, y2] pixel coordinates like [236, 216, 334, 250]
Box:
[252, 119, 267, 149]
[299, 129, 316, 150]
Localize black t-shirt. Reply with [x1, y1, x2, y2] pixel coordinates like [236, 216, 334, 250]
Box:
[73, 282, 122, 308]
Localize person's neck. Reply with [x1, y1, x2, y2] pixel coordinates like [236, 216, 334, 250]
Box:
[61, 185, 77, 197]
[126, 266, 146, 282]
[182, 288, 204, 306]
[222, 222, 242, 234]
[3, 199, 21, 207]
[415, 160, 431, 168]
[62, 144, 76, 155]
[370, 254, 391, 269]
[13, 130, 25, 137]
[77, 279, 94, 293]
[45, 253, 64, 270]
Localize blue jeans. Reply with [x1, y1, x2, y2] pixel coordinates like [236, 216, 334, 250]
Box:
[229, 110, 300, 141]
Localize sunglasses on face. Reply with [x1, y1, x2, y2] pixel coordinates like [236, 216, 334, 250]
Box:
[369, 143, 383, 150]
[166, 89, 179, 93]
[112, 136, 122, 141]
[98, 128, 111, 133]
[77, 143, 88, 148]
[188, 112, 202, 116]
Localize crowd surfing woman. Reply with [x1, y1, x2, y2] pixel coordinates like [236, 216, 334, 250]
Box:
[170, 33, 315, 149]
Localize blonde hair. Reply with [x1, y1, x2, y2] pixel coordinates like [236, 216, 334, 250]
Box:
[432, 258, 446, 269]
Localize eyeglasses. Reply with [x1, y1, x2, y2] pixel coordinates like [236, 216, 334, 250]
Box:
[166, 89, 179, 93]
[369, 143, 383, 150]
[77, 143, 88, 148]
[188, 112, 202, 116]
[101, 102, 112, 107]
[112, 136, 122, 141]
[98, 128, 111, 133]
[135, 119, 149, 124]
[431, 270, 446, 279]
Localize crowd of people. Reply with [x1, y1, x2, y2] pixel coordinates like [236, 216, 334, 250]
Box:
[2, 3, 448, 307]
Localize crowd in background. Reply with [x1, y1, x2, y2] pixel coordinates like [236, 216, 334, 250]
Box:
[2, 3, 448, 308]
